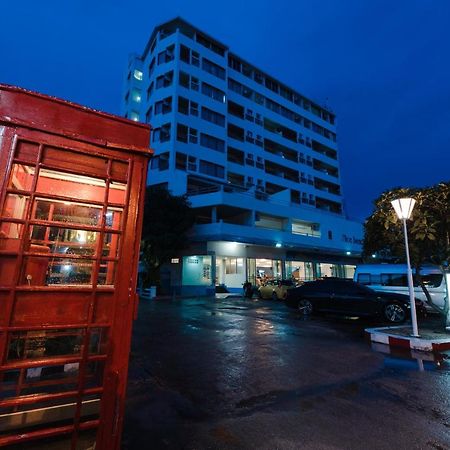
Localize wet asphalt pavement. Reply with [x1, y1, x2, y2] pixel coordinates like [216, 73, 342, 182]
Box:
[123, 296, 450, 450]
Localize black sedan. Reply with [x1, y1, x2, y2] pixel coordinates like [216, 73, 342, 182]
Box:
[284, 278, 425, 323]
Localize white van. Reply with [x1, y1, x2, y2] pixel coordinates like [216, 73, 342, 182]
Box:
[354, 264, 448, 312]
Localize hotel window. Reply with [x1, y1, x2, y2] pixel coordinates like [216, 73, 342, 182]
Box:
[190, 101, 199, 116]
[179, 44, 199, 66]
[228, 100, 244, 119]
[228, 55, 241, 71]
[227, 124, 244, 142]
[157, 45, 174, 65]
[189, 128, 198, 143]
[145, 106, 152, 123]
[254, 71, 264, 84]
[191, 77, 199, 91]
[199, 160, 225, 178]
[197, 33, 225, 56]
[154, 97, 172, 115]
[178, 97, 189, 115]
[152, 123, 171, 142]
[200, 133, 225, 152]
[129, 111, 139, 122]
[180, 44, 190, 63]
[179, 71, 199, 91]
[133, 69, 143, 81]
[146, 82, 154, 101]
[179, 71, 189, 88]
[242, 64, 252, 78]
[159, 27, 174, 39]
[201, 83, 225, 103]
[225, 258, 244, 274]
[176, 124, 198, 144]
[156, 70, 173, 89]
[149, 57, 155, 76]
[202, 58, 225, 80]
[265, 77, 279, 93]
[191, 51, 200, 66]
[151, 152, 170, 171]
[201, 107, 225, 127]
[280, 86, 293, 102]
[176, 153, 196, 171]
[131, 88, 141, 103]
[254, 93, 264, 105]
[176, 124, 188, 143]
[291, 189, 301, 204]
[176, 152, 187, 170]
[245, 154, 254, 166]
[292, 220, 320, 237]
[228, 78, 242, 94]
[188, 156, 197, 171]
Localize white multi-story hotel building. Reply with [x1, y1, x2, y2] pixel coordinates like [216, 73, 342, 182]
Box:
[122, 17, 363, 295]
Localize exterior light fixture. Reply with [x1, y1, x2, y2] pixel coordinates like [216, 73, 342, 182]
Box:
[275, 243, 282, 248]
[346, 251, 351, 255]
[391, 197, 419, 337]
[372, 254, 377, 258]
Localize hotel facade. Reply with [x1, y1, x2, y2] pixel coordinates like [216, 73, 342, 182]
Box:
[122, 17, 363, 295]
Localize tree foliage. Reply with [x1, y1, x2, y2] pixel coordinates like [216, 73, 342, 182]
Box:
[363, 182, 450, 318]
[363, 182, 450, 267]
[140, 186, 195, 287]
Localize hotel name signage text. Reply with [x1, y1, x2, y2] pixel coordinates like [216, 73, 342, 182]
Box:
[342, 234, 363, 245]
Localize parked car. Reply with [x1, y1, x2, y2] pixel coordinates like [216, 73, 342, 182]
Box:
[284, 278, 426, 323]
[258, 279, 296, 300]
[354, 264, 446, 312]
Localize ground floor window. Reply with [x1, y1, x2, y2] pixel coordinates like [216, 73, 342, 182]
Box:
[182, 255, 212, 285]
[247, 258, 282, 286]
[315, 263, 356, 279]
[216, 256, 245, 288]
[285, 261, 314, 282]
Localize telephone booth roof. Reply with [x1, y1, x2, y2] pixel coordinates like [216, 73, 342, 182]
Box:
[0, 83, 152, 155]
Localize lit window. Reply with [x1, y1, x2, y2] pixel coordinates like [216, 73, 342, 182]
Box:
[131, 89, 141, 103]
[129, 111, 140, 122]
[133, 69, 143, 81]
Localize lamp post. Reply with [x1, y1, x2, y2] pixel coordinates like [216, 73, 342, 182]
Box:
[391, 198, 420, 337]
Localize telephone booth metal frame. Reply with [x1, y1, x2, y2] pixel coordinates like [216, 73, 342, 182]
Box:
[0, 85, 151, 449]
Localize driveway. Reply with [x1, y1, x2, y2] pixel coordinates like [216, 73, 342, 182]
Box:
[123, 296, 450, 449]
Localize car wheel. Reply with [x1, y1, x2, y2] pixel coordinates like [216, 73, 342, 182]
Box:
[298, 299, 313, 315]
[272, 292, 278, 301]
[384, 303, 406, 323]
[258, 290, 263, 299]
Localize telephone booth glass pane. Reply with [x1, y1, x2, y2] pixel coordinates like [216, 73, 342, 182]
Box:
[0, 222, 23, 252]
[8, 163, 35, 191]
[2, 194, 30, 219]
[33, 199, 103, 227]
[36, 169, 106, 203]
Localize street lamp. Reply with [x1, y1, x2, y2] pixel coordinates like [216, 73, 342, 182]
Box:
[391, 198, 419, 337]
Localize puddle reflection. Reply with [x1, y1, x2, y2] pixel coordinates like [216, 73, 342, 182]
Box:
[371, 342, 448, 372]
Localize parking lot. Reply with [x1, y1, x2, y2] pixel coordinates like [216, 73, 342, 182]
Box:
[123, 295, 450, 450]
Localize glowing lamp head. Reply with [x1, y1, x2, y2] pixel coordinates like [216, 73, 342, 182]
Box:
[391, 198, 416, 220]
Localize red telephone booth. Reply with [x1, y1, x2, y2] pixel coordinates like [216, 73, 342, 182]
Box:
[0, 84, 151, 449]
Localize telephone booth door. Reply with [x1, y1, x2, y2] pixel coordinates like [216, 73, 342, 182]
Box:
[0, 94, 150, 449]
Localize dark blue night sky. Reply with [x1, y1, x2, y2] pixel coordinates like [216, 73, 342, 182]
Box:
[2, 0, 449, 220]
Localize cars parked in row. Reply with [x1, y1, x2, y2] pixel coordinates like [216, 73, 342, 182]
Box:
[258, 279, 297, 300]
[284, 278, 426, 323]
